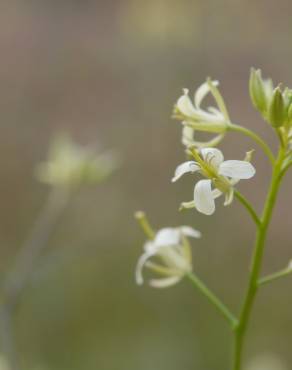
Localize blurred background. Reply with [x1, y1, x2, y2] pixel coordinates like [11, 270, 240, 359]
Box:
[0, 1, 291, 369]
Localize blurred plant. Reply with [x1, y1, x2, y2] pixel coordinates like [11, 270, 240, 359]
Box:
[0, 133, 118, 370]
[135, 69, 292, 370]
[0, 355, 10, 370]
[246, 352, 288, 370]
[36, 134, 118, 188]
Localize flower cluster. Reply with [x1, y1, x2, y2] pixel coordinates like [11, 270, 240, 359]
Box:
[136, 74, 258, 288]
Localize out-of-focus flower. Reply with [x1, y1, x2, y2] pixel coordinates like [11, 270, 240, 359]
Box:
[172, 148, 255, 215]
[0, 355, 10, 370]
[173, 79, 230, 148]
[136, 223, 201, 288]
[36, 134, 118, 188]
[246, 353, 288, 370]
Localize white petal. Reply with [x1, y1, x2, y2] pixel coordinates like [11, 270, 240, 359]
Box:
[182, 126, 194, 147]
[212, 188, 222, 199]
[144, 241, 157, 254]
[172, 161, 200, 182]
[149, 276, 182, 288]
[194, 80, 219, 108]
[219, 160, 256, 179]
[188, 133, 226, 149]
[155, 228, 180, 247]
[135, 252, 153, 285]
[201, 148, 224, 167]
[207, 106, 223, 117]
[179, 226, 201, 239]
[179, 200, 196, 211]
[177, 89, 197, 116]
[224, 188, 234, 206]
[194, 179, 216, 215]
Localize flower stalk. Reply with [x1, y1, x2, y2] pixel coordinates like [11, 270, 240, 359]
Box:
[187, 272, 238, 329]
[232, 145, 286, 370]
[228, 124, 275, 165]
[258, 263, 292, 286]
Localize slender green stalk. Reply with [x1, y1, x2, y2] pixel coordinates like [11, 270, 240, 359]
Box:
[232, 146, 286, 370]
[258, 266, 292, 286]
[0, 187, 70, 370]
[234, 190, 261, 227]
[187, 272, 238, 329]
[229, 124, 275, 165]
[135, 211, 155, 240]
[279, 160, 292, 182]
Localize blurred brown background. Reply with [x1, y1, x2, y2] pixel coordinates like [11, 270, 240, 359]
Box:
[0, 1, 291, 369]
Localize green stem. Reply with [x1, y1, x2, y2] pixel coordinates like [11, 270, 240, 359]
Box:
[258, 266, 292, 286]
[234, 190, 261, 227]
[232, 146, 286, 370]
[229, 124, 275, 165]
[0, 187, 70, 370]
[279, 160, 292, 182]
[187, 272, 238, 329]
[135, 211, 155, 240]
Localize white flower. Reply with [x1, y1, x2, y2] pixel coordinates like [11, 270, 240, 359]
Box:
[136, 226, 201, 288]
[172, 148, 256, 215]
[174, 79, 230, 148]
[182, 126, 225, 149]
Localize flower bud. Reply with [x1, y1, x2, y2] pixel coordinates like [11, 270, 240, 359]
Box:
[268, 87, 286, 127]
[249, 68, 268, 114]
[287, 99, 292, 124]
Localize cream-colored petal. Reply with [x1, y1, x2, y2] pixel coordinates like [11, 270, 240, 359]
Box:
[154, 228, 180, 247]
[179, 226, 201, 239]
[135, 252, 153, 285]
[182, 126, 195, 147]
[177, 89, 197, 116]
[194, 179, 216, 215]
[219, 160, 256, 179]
[212, 188, 222, 199]
[172, 161, 200, 182]
[224, 188, 234, 206]
[194, 80, 219, 108]
[149, 276, 182, 288]
[201, 148, 224, 168]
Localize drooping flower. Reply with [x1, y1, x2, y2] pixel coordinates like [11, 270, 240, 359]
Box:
[172, 148, 256, 215]
[136, 226, 201, 288]
[173, 79, 230, 148]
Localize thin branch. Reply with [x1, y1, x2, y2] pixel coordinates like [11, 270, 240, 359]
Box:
[229, 124, 275, 165]
[234, 190, 261, 227]
[0, 187, 70, 370]
[279, 160, 292, 182]
[258, 266, 292, 286]
[186, 272, 238, 329]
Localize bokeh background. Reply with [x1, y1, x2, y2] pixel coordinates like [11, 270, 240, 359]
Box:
[0, 1, 291, 369]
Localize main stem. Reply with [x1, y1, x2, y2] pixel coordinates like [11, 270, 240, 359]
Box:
[232, 146, 286, 370]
